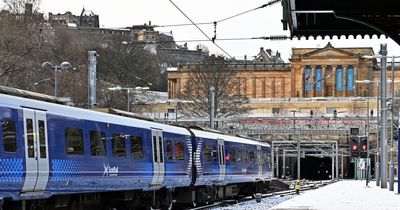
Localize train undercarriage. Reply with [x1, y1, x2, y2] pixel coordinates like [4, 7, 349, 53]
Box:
[2, 181, 270, 210]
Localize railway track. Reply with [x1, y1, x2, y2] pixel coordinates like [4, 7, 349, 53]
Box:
[188, 180, 336, 210]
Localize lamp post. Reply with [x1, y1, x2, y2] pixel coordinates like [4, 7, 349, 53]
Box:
[108, 86, 150, 112]
[41, 61, 73, 97]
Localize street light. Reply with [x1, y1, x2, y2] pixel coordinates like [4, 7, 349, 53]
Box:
[41, 61, 73, 97]
[33, 78, 51, 86]
[108, 86, 150, 112]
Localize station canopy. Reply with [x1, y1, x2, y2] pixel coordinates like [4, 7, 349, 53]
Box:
[281, 0, 400, 45]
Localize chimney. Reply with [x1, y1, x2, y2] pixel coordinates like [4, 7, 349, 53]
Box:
[266, 49, 272, 56]
[260, 47, 264, 53]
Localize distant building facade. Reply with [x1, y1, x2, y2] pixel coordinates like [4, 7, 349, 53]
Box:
[167, 43, 397, 101]
[49, 7, 99, 28]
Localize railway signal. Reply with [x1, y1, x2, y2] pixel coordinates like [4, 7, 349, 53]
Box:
[350, 136, 359, 158]
[360, 137, 368, 158]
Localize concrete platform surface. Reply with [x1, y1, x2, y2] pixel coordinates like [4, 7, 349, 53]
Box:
[271, 180, 399, 210]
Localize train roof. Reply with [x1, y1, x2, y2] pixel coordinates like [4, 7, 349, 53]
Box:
[0, 93, 191, 136]
[190, 128, 270, 147]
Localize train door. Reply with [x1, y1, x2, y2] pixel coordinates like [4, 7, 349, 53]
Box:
[217, 139, 226, 182]
[22, 108, 49, 192]
[257, 145, 262, 176]
[151, 129, 165, 186]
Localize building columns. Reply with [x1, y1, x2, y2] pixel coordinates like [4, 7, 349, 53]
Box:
[343, 66, 347, 97]
[311, 65, 316, 97]
[301, 66, 305, 97]
[322, 65, 326, 97]
[333, 65, 337, 97]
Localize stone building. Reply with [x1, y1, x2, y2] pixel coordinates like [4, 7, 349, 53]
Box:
[168, 43, 400, 101]
[165, 43, 400, 142]
[49, 7, 99, 28]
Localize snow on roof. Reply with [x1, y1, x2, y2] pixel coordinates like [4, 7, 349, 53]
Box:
[67, 23, 77, 28]
[191, 129, 270, 147]
[82, 10, 95, 16]
[0, 93, 191, 136]
[161, 31, 173, 38]
[167, 67, 178, 71]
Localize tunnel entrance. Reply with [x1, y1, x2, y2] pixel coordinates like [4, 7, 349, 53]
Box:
[299, 157, 332, 180]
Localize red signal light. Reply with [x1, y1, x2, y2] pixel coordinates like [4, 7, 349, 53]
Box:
[362, 145, 367, 151]
[352, 145, 358, 151]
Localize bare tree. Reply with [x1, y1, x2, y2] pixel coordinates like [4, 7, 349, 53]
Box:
[179, 56, 251, 120]
[196, 43, 209, 54]
[2, 0, 40, 14]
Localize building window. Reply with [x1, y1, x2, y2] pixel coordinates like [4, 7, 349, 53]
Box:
[2, 120, 16, 153]
[130, 136, 143, 158]
[174, 142, 184, 160]
[112, 133, 126, 157]
[326, 107, 335, 115]
[90, 131, 106, 156]
[65, 128, 84, 155]
[272, 108, 280, 115]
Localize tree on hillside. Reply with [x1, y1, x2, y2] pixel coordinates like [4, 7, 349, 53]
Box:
[95, 37, 163, 109]
[2, 0, 40, 14]
[179, 56, 251, 121]
[0, 7, 44, 88]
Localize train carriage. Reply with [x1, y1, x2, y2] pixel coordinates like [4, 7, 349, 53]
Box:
[0, 87, 272, 210]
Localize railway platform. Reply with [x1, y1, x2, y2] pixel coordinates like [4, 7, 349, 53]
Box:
[271, 180, 399, 210]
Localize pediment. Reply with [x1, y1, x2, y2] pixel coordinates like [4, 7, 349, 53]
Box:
[300, 43, 361, 59]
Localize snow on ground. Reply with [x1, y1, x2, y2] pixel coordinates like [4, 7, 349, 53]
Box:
[212, 180, 399, 210]
[271, 180, 400, 210]
[212, 194, 295, 210]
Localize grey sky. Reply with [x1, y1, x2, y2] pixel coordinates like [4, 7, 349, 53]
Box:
[18, 0, 400, 61]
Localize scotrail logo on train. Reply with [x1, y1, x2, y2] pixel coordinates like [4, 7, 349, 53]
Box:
[103, 163, 119, 176]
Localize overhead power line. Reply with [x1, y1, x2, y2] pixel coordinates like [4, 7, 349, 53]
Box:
[157, 0, 282, 28]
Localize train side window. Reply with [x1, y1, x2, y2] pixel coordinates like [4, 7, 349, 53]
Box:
[65, 128, 84, 155]
[249, 150, 255, 163]
[90, 131, 106, 156]
[212, 146, 217, 162]
[38, 121, 46, 158]
[243, 150, 249, 163]
[237, 148, 242, 163]
[204, 144, 212, 162]
[130, 135, 143, 158]
[112, 133, 126, 157]
[174, 142, 184, 160]
[229, 146, 236, 163]
[166, 140, 173, 160]
[2, 120, 16, 153]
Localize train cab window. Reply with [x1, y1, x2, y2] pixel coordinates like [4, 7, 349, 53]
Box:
[130, 136, 143, 158]
[229, 147, 236, 163]
[2, 120, 16, 153]
[65, 128, 84, 155]
[112, 133, 126, 157]
[212, 146, 217, 162]
[237, 148, 242, 163]
[204, 144, 212, 161]
[174, 142, 184, 160]
[166, 140, 173, 160]
[90, 131, 106, 156]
